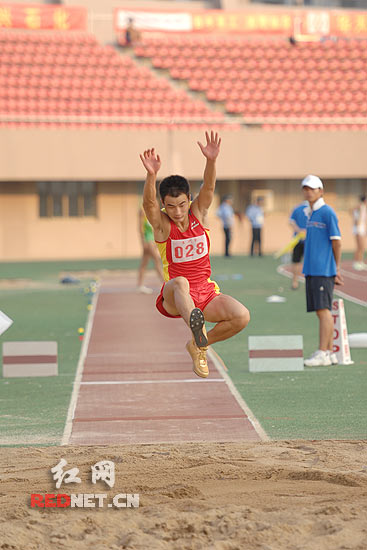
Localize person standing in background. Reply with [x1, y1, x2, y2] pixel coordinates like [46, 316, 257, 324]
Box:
[216, 195, 234, 257]
[301, 175, 344, 367]
[124, 18, 141, 47]
[246, 196, 264, 257]
[351, 195, 367, 271]
[289, 200, 308, 289]
[137, 207, 165, 294]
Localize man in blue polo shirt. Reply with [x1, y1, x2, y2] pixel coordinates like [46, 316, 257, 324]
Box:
[302, 175, 344, 367]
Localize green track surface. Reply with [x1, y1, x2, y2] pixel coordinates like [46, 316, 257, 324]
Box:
[0, 255, 366, 445]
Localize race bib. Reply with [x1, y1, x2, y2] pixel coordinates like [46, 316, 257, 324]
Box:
[171, 234, 208, 263]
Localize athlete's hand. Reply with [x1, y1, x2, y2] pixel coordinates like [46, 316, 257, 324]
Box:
[140, 148, 161, 175]
[335, 269, 344, 286]
[197, 131, 221, 161]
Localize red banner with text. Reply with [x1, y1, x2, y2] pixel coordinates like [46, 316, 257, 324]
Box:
[0, 3, 87, 31]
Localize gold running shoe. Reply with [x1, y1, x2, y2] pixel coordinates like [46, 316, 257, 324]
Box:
[186, 339, 209, 378]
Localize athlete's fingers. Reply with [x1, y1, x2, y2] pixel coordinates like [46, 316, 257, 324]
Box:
[205, 131, 209, 144]
[157, 154, 161, 163]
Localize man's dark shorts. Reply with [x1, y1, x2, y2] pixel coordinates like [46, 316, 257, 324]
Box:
[305, 276, 335, 312]
[292, 240, 304, 263]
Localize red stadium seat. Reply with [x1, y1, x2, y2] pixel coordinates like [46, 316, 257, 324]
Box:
[0, 31, 364, 129]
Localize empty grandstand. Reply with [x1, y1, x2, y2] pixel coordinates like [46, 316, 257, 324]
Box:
[0, 31, 225, 128]
[134, 34, 367, 131]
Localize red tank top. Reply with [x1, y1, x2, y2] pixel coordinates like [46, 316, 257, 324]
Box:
[156, 210, 212, 286]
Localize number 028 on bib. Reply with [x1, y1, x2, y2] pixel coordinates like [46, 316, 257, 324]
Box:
[171, 234, 208, 264]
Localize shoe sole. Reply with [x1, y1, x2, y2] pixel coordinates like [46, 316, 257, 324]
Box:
[189, 308, 208, 348]
[304, 362, 332, 367]
[193, 367, 209, 378]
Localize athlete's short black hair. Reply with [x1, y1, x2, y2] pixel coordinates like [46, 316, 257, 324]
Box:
[159, 175, 190, 202]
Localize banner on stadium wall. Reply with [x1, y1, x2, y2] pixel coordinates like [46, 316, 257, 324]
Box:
[296, 10, 367, 38]
[115, 10, 192, 33]
[0, 3, 87, 31]
[114, 7, 367, 39]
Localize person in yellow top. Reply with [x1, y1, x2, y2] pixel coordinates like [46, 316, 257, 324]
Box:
[137, 207, 165, 294]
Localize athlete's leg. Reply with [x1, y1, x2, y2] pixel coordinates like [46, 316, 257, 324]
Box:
[203, 294, 250, 345]
[146, 242, 165, 283]
[354, 234, 363, 262]
[163, 277, 208, 376]
[258, 228, 262, 256]
[162, 276, 195, 325]
[224, 227, 231, 257]
[292, 261, 302, 289]
[137, 247, 151, 287]
[250, 228, 255, 256]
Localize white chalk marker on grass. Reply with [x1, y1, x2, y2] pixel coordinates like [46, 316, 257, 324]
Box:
[0, 310, 13, 337]
[249, 335, 304, 372]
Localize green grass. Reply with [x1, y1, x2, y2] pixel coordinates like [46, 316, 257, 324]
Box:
[0, 288, 89, 445]
[0, 258, 140, 282]
[0, 255, 366, 445]
[209, 255, 367, 440]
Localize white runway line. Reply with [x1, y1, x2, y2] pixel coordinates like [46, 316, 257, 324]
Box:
[340, 269, 367, 283]
[208, 347, 269, 442]
[334, 289, 367, 308]
[61, 287, 100, 446]
[87, 351, 187, 358]
[80, 379, 225, 385]
[277, 264, 367, 307]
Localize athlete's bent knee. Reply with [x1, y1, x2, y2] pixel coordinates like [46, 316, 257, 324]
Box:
[234, 307, 250, 331]
[172, 276, 190, 291]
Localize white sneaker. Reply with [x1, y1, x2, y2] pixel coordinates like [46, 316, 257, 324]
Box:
[304, 350, 332, 367]
[353, 262, 364, 271]
[137, 285, 153, 294]
[329, 352, 338, 365]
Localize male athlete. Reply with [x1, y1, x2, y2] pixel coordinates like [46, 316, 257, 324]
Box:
[140, 131, 250, 378]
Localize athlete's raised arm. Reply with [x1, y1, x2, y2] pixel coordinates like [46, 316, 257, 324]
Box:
[192, 131, 221, 222]
[140, 148, 169, 241]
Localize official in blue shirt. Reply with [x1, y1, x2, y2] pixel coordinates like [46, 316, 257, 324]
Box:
[246, 197, 264, 256]
[289, 201, 308, 290]
[302, 175, 344, 367]
[216, 195, 234, 257]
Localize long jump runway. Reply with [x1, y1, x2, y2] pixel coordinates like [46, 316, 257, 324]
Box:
[67, 275, 263, 445]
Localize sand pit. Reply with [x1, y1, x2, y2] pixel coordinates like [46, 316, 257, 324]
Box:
[1, 440, 366, 549]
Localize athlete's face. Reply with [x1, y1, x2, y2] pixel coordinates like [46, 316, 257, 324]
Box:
[163, 193, 190, 224]
[302, 186, 323, 207]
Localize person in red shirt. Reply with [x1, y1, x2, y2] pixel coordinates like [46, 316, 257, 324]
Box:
[140, 131, 250, 378]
